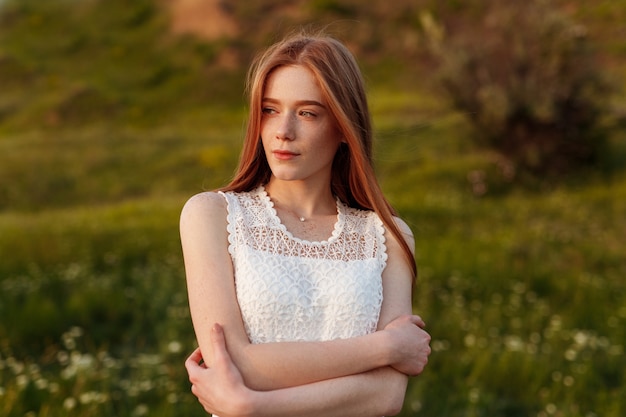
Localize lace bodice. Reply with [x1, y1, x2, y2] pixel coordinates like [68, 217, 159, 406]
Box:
[220, 186, 387, 344]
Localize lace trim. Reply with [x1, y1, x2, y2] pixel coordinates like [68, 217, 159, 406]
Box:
[220, 187, 388, 264]
[218, 188, 388, 346]
[257, 185, 345, 245]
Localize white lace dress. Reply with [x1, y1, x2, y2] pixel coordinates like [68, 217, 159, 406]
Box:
[220, 186, 388, 345]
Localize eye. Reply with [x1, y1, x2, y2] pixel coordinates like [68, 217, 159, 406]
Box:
[262, 107, 277, 115]
[299, 110, 316, 118]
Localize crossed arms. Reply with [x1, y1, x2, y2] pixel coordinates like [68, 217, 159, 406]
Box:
[180, 192, 432, 417]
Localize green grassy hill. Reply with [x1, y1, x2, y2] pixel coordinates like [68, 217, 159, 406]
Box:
[1, 0, 625, 416]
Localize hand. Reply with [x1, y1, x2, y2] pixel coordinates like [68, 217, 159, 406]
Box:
[185, 324, 254, 416]
[383, 314, 431, 376]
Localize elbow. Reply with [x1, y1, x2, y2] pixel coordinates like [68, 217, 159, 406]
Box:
[383, 392, 406, 416]
[378, 370, 409, 416]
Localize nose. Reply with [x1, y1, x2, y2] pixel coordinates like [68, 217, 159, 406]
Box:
[275, 113, 295, 141]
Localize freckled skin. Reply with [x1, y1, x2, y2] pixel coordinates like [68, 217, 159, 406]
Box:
[261, 65, 342, 187]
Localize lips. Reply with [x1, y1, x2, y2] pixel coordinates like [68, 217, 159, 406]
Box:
[272, 150, 299, 160]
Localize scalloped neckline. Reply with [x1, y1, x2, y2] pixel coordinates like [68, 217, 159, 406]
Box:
[257, 185, 345, 245]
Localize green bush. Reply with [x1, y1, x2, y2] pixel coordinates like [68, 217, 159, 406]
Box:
[421, 0, 612, 178]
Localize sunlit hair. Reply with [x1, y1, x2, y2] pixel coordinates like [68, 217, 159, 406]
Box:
[221, 31, 417, 278]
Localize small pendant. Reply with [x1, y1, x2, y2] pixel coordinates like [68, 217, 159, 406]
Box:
[299, 217, 305, 222]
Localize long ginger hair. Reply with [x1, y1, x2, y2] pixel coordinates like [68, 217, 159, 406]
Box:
[221, 32, 417, 278]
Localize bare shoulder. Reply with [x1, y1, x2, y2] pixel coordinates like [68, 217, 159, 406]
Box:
[181, 191, 226, 214]
[389, 216, 415, 253]
[378, 215, 416, 321]
[180, 191, 228, 232]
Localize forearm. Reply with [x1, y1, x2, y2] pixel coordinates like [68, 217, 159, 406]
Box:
[244, 366, 409, 417]
[186, 324, 413, 417]
[228, 330, 392, 391]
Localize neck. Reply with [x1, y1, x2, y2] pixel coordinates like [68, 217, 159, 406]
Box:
[264, 178, 336, 220]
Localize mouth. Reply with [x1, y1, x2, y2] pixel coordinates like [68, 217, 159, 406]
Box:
[272, 150, 299, 160]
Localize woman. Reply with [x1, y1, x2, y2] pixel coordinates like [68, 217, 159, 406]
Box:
[181, 32, 431, 417]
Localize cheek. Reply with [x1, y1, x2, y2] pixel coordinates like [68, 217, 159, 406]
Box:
[260, 136, 271, 160]
[260, 123, 271, 148]
[259, 121, 268, 142]
[315, 140, 341, 164]
[322, 129, 343, 154]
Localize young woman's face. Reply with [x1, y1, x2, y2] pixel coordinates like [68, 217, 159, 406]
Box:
[260, 65, 342, 185]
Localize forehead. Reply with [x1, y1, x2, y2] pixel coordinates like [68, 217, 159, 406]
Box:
[264, 65, 324, 103]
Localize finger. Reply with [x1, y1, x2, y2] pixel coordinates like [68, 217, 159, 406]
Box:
[186, 347, 203, 364]
[410, 315, 426, 328]
[185, 348, 204, 377]
[210, 323, 231, 364]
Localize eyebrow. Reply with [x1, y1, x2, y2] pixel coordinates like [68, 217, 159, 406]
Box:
[262, 97, 327, 108]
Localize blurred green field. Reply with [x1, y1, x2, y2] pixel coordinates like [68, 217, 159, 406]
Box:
[1, 0, 625, 416]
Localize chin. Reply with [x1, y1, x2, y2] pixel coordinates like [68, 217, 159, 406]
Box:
[269, 169, 303, 182]
[272, 175, 303, 182]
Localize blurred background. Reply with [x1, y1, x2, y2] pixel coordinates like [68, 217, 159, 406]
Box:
[0, 0, 624, 416]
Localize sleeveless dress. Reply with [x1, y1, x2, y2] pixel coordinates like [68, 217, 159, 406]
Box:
[220, 186, 388, 345]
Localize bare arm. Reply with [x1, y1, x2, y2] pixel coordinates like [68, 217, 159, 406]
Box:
[186, 213, 429, 416]
[181, 192, 429, 391]
[187, 323, 415, 417]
